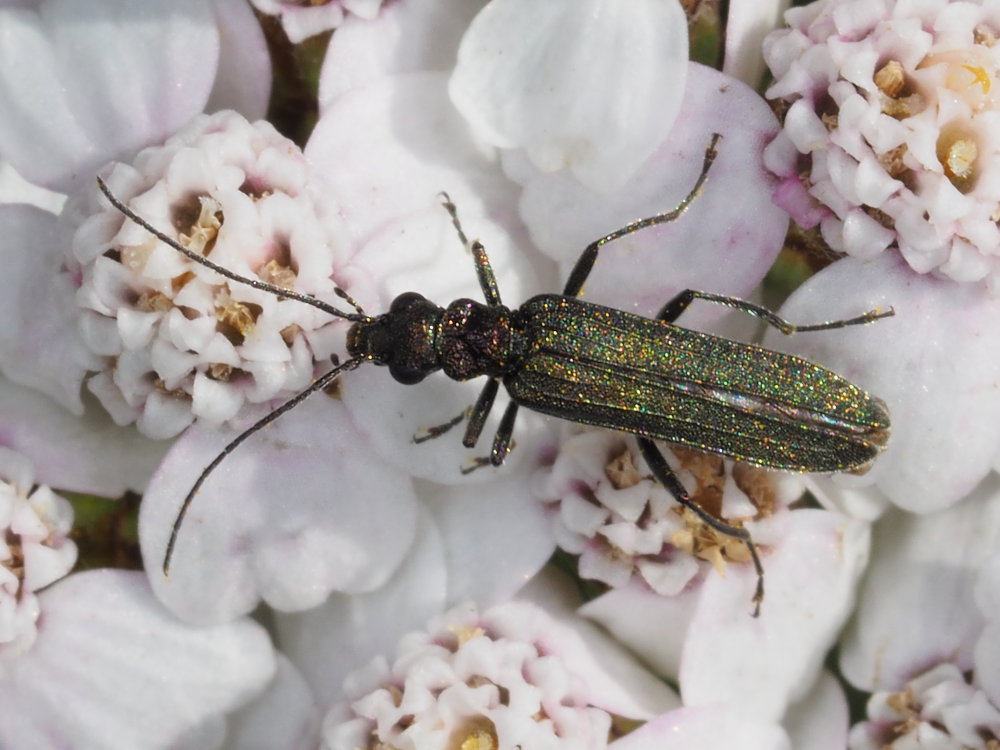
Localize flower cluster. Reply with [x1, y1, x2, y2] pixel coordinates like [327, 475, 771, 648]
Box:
[764, 0, 1000, 290]
[0, 448, 75, 663]
[76, 112, 352, 438]
[534, 431, 801, 600]
[325, 603, 616, 750]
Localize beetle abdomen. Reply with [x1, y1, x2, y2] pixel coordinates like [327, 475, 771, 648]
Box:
[506, 295, 889, 473]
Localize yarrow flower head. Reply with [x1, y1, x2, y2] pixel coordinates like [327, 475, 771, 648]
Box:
[74, 110, 354, 438]
[324, 602, 624, 750]
[849, 663, 1000, 749]
[533, 430, 801, 602]
[0, 447, 76, 665]
[764, 0, 1000, 291]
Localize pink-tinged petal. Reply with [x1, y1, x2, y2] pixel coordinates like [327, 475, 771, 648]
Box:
[724, 0, 792, 86]
[308, 72, 530, 251]
[423, 464, 555, 607]
[0, 570, 274, 750]
[206, 0, 272, 119]
[514, 64, 785, 321]
[0, 204, 96, 413]
[0, 378, 167, 495]
[450, 0, 688, 190]
[784, 671, 849, 750]
[0, 0, 219, 193]
[536, 607, 679, 720]
[518, 569, 681, 720]
[139, 396, 419, 624]
[579, 578, 699, 678]
[839, 482, 1000, 692]
[319, 0, 479, 107]
[681, 510, 869, 721]
[274, 507, 448, 707]
[610, 705, 790, 750]
[764, 253, 1000, 513]
[223, 654, 321, 750]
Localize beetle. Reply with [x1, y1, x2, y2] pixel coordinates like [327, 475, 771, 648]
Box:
[96, 134, 891, 613]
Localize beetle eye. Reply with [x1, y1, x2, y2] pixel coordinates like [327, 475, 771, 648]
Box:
[389, 363, 427, 385]
[390, 292, 426, 313]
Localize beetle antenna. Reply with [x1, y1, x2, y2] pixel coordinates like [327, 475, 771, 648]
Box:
[96, 176, 364, 322]
[162, 355, 364, 575]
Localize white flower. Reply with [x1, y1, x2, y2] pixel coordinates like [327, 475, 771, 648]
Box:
[764, 0, 1000, 292]
[322, 600, 676, 750]
[849, 663, 1000, 749]
[840, 480, 1000, 748]
[0, 448, 75, 661]
[534, 429, 802, 602]
[80, 110, 353, 438]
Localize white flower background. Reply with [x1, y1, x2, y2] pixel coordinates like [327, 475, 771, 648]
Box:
[0, 0, 998, 748]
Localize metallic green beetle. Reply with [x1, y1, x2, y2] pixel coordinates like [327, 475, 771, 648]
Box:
[98, 134, 891, 613]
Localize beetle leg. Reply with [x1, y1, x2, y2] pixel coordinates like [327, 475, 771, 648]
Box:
[455, 385, 517, 473]
[463, 377, 501, 448]
[562, 134, 721, 299]
[637, 437, 764, 616]
[413, 409, 469, 444]
[489, 402, 519, 465]
[413, 377, 501, 448]
[439, 192, 502, 306]
[657, 289, 894, 332]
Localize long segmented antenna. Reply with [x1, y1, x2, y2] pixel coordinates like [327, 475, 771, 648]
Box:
[95, 176, 366, 321]
[162, 355, 364, 575]
[95, 177, 371, 573]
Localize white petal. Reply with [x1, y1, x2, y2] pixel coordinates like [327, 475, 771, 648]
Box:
[610, 705, 790, 750]
[222, 654, 320, 750]
[681, 511, 870, 722]
[0, 570, 274, 750]
[764, 253, 1000, 513]
[0, 0, 218, 193]
[0, 377, 167, 495]
[840, 482, 1000, 691]
[784, 671, 849, 750]
[422, 470, 554, 607]
[274, 507, 448, 707]
[514, 64, 785, 324]
[0, 205, 91, 413]
[580, 579, 699, 679]
[140, 396, 419, 624]
[319, 0, 480, 106]
[724, 0, 792, 86]
[205, 0, 271, 119]
[450, 0, 688, 190]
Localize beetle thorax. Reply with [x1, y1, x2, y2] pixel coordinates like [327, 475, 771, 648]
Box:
[438, 299, 515, 381]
